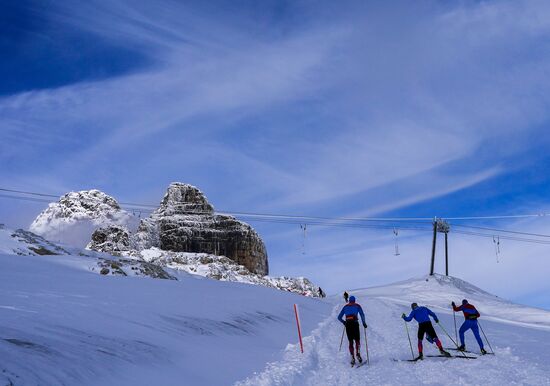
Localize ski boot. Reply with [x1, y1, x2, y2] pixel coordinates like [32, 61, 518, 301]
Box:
[480, 348, 487, 355]
[415, 352, 424, 361]
[439, 349, 451, 357]
[457, 344, 466, 352]
[356, 352, 363, 363]
[350, 356, 356, 367]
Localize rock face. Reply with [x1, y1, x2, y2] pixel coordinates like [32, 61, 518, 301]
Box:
[88, 225, 131, 254]
[130, 183, 268, 275]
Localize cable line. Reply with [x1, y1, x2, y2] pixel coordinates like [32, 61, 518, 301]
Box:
[3, 186, 550, 223]
[452, 223, 550, 238]
[2, 186, 550, 245]
[452, 230, 550, 245]
[0, 188, 59, 198]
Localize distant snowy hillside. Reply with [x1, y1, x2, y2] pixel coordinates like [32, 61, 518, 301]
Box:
[0, 225, 321, 297]
[239, 274, 550, 386]
[0, 224, 70, 256]
[0, 224, 176, 280]
[29, 190, 136, 247]
[0, 251, 331, 386]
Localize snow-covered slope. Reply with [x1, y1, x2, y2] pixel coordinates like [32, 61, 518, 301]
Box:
[238, 274, 550, 385]
[0, 224, 70, 256]
[0, 225, 176, 280]
[3, 227, 549, 386]
[0, 252, 331, 386]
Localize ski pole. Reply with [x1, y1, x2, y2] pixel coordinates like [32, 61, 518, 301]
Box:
[364, 326, 370, 365]
[478, 321, 495, 354]
[436, 321, 468, 358]
[339, 325, 345, 352]
[403, 319, 415, 360]
[453, 309, 458, 344]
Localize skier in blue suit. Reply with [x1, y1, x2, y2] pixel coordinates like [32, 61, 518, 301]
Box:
[402, 303, 450, 360]
[452, 299, 487, 354]
[337, 295, 367, 366]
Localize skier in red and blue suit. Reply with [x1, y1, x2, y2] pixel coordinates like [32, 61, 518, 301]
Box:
[402, 303, 450, 359]
[452, 299, 487, 354]
[337, 296, 367, 366]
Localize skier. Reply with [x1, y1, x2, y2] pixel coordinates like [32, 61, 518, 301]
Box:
[452, 299, 487, 354]
[318, 287, 325, 298]
[343, 291, 349, 303]
[402, 302, 450, 360]
[337, 295, 367, 366]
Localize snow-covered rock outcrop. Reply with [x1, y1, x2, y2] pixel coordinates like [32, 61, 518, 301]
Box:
[89, 183, 269, 275]
[119, 247, 320, 296]
[29, 190, 135, 247]
[88, 225, 319, 296]
[27, 183, 321, 296]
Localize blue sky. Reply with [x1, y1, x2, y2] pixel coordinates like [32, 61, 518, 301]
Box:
[2, 0, 550, 309]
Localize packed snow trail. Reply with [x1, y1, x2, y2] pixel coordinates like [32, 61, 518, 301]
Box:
[237, 275, 550, 386]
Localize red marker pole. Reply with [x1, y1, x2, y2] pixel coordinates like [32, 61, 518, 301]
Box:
[294, 304, 304, 353]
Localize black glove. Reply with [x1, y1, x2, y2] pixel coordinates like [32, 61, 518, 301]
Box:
[363, 322, 367, 328]
[401, 313, 406, 319]
[451, 301, 456, 308]
[434, 318, 439, 324]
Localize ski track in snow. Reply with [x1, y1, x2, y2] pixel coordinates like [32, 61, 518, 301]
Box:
[237, 292, 550, 385]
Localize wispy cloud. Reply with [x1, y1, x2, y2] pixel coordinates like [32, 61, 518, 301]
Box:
[2, 1, 550, 307]
[3, 1, 549, 204]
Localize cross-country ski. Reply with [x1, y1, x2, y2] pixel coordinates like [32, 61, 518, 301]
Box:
[446, 347, 495, 355]
[425, 354, 477, 359]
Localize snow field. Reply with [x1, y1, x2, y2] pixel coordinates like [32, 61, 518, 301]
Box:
[0, 253, 331, 386]
[237, 277, 550, 385]
[2, 247, 549, 386]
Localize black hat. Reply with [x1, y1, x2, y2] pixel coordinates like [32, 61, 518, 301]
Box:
[411, 302, 418, 309]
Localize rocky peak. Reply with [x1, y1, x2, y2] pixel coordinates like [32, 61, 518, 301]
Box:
[63, 190, 122, 216]
[156, 183, 214, 216]
[32, 190, 124, 222]
[30, 189, 134, 247]
[129, 183, 268, 275]
[83, 183, 268, 276]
